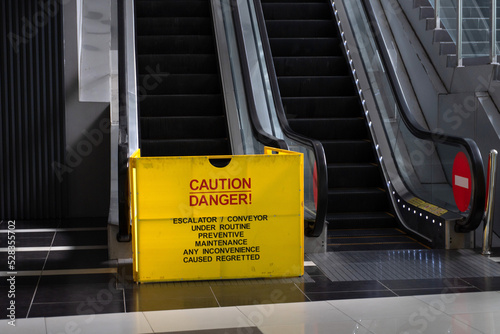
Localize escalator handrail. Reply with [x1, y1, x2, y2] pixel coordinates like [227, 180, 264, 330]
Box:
[359, 0, 486, 232]
[248, 0, 329, 237]
[229, 0, 288, 152]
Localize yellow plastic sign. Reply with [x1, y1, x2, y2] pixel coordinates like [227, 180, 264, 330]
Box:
[129, 147, 304, 283]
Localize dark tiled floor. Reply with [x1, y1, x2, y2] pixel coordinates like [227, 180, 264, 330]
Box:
[0, 251, 49, 271]
[44, 249, 112, 270]
[4, 260, 500, 319]
[4, 221, 500, 320]
[0, 232, 55, 248]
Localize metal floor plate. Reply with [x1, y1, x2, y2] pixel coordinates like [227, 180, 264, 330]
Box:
[308, 249, 500, 281]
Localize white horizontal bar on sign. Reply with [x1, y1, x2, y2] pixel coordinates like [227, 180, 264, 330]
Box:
[455, 175, 469, 189]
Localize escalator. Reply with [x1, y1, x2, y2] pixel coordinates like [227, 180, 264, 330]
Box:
[135, 0, 231, 157]
[258, 0, 419, 250]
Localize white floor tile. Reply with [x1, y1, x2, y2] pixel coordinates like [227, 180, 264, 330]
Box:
[143, 306, 253, 332]
[259, 320, 374, 334]
[0, 318, 46, 334]
[416, 291, 500, 315]
[453, 311, 500, 333]
[45, 312, 153, 334]
[360, 314, 483, 334]
[328, 296, 434, 320]
[237, 301, 351, 327]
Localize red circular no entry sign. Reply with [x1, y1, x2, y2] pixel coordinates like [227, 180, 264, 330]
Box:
[452, 152, 472, 212]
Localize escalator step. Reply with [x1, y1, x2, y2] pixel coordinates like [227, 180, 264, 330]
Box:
[141, 139, 230, 157]
[140, 116, 228, 140]
[261, 3, 331, 20]
[328, 188, 390, 212]
[273, 57, 348, 76]
[269, 38, 342, 57]
[139, 95, 224, 117]
[282, 97, 362, 118]
[328, 163, 384, 188]
[135, 17, 212, 36]
[136, 0, 231, 157]
[137, 54, 217, 74]
[261, 0, 325, 3]
[277, 76, 356, 97]
[322, 140, 376, 163]
[137, 74, 220, 95]
[261, 0, 398, 233]
[136, 0, 210, 18]
[265, 20, 337, 38]
[288, 118, 368, 140]
[326, 212, 396, 229]
[136, 36, 215, 54]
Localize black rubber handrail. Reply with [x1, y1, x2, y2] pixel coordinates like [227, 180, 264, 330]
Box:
[239, 0, 329, 237]
[117, 0, 131, 242]
[229, 0, 288, 152]
[360, 0, 485, 232]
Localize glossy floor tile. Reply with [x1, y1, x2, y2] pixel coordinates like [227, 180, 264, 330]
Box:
[4, 291, 500, 333]
[359, 314, 483, 334]
[416, 291, 500, 315]
[45, 312, 153, 334]
[237, 301, 352, 326]
[453, 311, 500, 333]
[258, 321, 374, 334]
[125, 284, 219, 312]
[143, 307, 254, 332]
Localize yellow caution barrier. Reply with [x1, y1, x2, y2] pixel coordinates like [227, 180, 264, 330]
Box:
[129, 147, 304, 283]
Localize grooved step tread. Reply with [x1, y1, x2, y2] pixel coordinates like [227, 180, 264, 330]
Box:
[137, 54, 218, 74]
[136, 0, 231, 157]
[139, 95, 223, 117]
[262, 0, 397, 233]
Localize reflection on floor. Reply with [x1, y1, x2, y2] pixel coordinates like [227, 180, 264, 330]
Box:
[3, 291, 500, 333]
[4, 251, 500, 319]
[2, 220, 500, 333]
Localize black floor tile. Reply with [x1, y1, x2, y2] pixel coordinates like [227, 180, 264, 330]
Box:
[28, 300, 125, 318]
[0, 284, 38, 319]
[0, 251, 48, 271]
[43, 249, 113, 270]
[307, 289, 397, 301]
[0, 232, 55, 248]
[460, 276, 500, 291]
[34, 274, 122, 304]
[39, 273, 118, 285]
[52, 230, 108, 246]
[304, 266, 326, 277]
[0, 275, 39, 287]
[125, 284, 218, 312]
[211, 283, 308, 306]
[379, 278, 472, 290]
[392, 286, 482, 296]
[302, 276, 388, 293]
